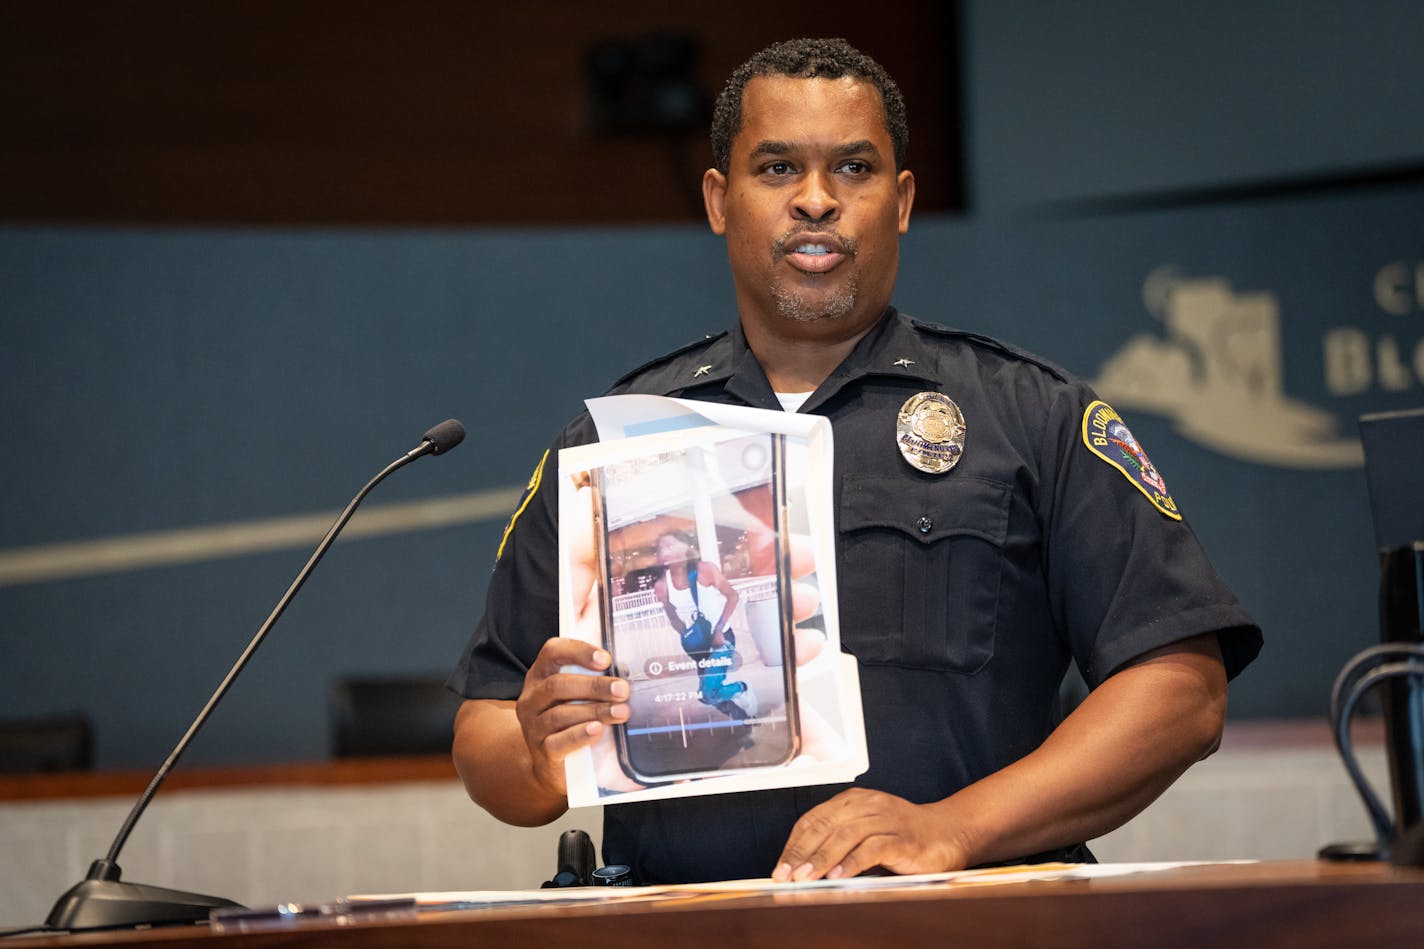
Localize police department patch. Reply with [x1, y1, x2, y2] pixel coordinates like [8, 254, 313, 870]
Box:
[495, 448, 549, 562]
[1081, 401, 1181, 520]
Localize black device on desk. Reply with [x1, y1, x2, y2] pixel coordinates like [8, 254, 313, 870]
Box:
[542, 830, 632, 887]
[1321, 408, 1424, 866]
[1361, 408, 1424, 863]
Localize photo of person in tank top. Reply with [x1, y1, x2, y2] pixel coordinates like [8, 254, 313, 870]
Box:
[651, 530, 756, 725]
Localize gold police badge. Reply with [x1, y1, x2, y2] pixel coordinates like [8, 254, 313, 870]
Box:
[896, 391, 966, 474]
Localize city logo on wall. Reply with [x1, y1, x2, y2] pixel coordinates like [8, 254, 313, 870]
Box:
[1091, 262, 1424, 469]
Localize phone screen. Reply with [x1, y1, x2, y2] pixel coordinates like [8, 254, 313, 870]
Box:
[591, 430, 798, 782]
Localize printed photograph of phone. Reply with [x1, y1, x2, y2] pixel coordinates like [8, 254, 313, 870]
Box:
[588, 430, 799, 783]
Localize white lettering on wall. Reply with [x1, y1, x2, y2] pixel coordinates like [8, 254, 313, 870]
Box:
[1374, 262, 1424, 315]
[1324, 330, 1424, 396]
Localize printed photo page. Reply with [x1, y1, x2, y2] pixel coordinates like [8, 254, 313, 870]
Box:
[558, 396, 866, 807]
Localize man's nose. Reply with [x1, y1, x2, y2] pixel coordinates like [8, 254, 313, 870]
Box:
[792, 170, 839, 223]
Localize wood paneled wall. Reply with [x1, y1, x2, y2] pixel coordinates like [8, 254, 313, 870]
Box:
[0, 2, 960, 225]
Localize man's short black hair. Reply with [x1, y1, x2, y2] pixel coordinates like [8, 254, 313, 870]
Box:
[710, 38, 909, 175]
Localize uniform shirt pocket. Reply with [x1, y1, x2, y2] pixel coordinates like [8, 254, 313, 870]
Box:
[838, 473, 1010, 674]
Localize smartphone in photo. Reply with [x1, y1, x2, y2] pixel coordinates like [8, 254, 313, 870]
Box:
[589, 430, 799, 783]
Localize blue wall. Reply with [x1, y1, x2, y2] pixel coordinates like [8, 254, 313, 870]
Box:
[3, 4, 1424, 768]
[6, 186, 1424, 766]
[966, 0, 1424, 209]
[1, 226, 736, 767]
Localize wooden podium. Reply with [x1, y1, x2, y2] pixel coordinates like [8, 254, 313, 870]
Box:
[11, 860, 1424, 948]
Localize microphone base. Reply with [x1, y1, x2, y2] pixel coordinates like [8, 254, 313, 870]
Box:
[1317, 840, 1387, 862]
[46, 877, 242, 931]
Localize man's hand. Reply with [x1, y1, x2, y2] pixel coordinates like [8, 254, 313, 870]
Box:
[772, 789, 964, 881]
[513, 637, 630, 799]
[767, 633, 1229, 881]
[456, 470, 840, 823]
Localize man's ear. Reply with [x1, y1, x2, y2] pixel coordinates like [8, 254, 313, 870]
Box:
[703, 168, 728, 236]
[896, 169, 916, 234]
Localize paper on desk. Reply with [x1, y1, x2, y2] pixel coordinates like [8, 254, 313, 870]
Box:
[349, 887, 675, 911]
[665, 860, 1260, 894]
[560, 395, 865, 807]
[667, 865, 1073, 894]
[350, 861, 1261, 911]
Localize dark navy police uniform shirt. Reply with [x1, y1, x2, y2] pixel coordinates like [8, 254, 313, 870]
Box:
[449, 308, 1263, 884]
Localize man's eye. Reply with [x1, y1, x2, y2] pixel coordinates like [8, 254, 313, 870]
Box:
[838, 160, 870, 175]
[765, 161, 794, 176]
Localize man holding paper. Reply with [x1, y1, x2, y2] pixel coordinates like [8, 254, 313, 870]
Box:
[449, 38, 1261, 884]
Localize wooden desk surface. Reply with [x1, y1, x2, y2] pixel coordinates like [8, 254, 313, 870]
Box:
[11, 860, 1424, 949]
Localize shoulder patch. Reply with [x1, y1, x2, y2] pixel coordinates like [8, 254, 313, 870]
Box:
[495, 449, 549, 563]
[1081, 401, 1181, 520]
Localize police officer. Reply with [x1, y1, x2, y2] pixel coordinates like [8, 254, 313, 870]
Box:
[448, 38, 1261, 885]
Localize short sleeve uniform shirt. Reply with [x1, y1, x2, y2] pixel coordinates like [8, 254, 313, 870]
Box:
[449, 308, 1263, 884]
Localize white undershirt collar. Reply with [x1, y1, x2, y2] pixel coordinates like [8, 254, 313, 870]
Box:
[774, 391, 813, 413]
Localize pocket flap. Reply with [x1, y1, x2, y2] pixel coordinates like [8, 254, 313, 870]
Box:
[840, 474, 1011, 547]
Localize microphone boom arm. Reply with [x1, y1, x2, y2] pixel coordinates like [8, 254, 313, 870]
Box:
[46, 423, 463, 931]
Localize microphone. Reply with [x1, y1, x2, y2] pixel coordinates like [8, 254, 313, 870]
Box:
[45, 419, 465, 932]
[417, 418, 465, 456]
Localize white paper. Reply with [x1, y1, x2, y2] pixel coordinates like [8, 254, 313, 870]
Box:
[349, 887, 675, 910]
[559, 396, 865, 807]
[348, 861, 1261, 910]
[647, 860, 1259, 894]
